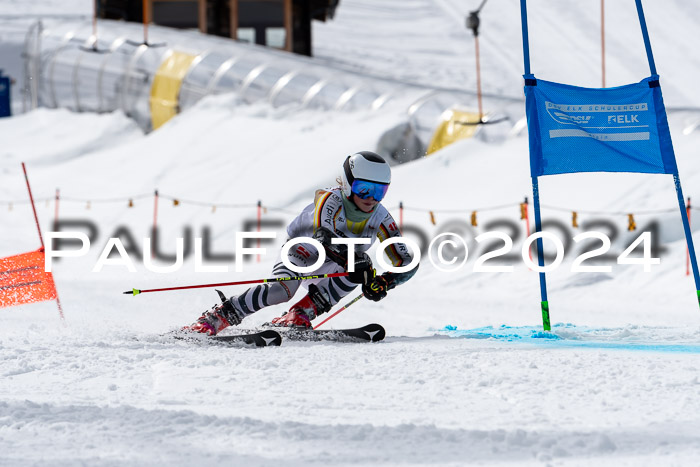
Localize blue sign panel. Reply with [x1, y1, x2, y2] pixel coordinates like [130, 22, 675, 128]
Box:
[524, 75, 677, 177]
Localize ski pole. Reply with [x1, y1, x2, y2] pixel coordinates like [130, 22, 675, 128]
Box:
[313, 293, 364, 330]
[123, 272, 350, 296]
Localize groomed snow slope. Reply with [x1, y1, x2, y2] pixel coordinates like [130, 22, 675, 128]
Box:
[2, 1, 700, 466]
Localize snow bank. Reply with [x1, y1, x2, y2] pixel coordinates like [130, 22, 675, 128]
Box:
[2, 1, 700, 466]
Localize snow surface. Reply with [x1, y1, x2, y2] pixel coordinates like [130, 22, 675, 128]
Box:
[2, 1, 700, 466]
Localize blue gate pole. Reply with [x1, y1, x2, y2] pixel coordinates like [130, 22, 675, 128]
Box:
[673, 174, 700, 307]
[532, 177, 551, 330]
[634, 0, 657, 76]
[520, 0, 531, 76]
[521, 0, 549, 330]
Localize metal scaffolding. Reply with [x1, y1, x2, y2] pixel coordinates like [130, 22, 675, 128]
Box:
[23, 19, 398, 131]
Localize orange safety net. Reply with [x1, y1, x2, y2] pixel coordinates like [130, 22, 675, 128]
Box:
[0, 249, 57, 308]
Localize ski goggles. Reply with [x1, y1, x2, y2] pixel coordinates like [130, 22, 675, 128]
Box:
[351, 179, 390, 201]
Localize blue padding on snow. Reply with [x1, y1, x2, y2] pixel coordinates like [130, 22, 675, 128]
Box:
[524, 76, 678, 177]
[440, 325, 700, 353]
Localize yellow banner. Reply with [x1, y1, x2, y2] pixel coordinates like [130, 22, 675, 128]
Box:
[427, 109, 482, 155]
[150, 51, 197, 130]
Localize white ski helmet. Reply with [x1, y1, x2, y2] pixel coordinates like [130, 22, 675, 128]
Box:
[340, 151, 391, 201]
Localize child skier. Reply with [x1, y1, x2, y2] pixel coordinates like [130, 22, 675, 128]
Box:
[185, 151, 418, 335]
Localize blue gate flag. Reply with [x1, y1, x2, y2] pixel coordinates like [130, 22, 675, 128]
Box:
[524, 75, 678, 177]
[519, 0, 700, 331]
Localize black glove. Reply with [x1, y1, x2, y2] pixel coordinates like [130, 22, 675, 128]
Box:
[312, 227, 347, 267]
[347, 252, 375, 285]
[312, 226, 334, 246]
[362, 274, 393, 302]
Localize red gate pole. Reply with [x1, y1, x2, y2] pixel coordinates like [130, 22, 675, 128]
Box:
[53, 188, 60, 231]
[22, 163, 65, 321]
[152, 190, 159, 259]
[475, 34, 483, 119]
[142, 0, 149, 44]
[92, 0, 98, 42]
[399, 201, 404, 231]
[153, 189, 159, 231]
[466, 7, 485, 121]
[22, 163, 44, 249]
[523, 197, 532, 265]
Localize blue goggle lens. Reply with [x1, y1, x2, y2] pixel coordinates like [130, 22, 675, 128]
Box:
[351, 180, 389, 201]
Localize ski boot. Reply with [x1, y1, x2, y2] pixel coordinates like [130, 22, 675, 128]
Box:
[270, 284, 331, 328]
[184, 290, 246, 336]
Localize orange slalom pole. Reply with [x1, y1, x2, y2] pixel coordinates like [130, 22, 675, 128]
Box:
[22, 162, 65, 321]
[153, 190, 159, 232]
[152, 190, 159, 259]
[142, 0, 149, 44]
[523, 198, 532, 264]
[475, 35, 483, 120]
[53, 188, 60, 230]
[22, 163, 44, 249]
[92, 0, 98, 40]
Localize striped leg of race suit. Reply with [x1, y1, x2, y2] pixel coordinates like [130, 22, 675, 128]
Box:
[229, 242, 359, 317]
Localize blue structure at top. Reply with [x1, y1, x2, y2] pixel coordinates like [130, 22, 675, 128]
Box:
[519, 0, 700, 331]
